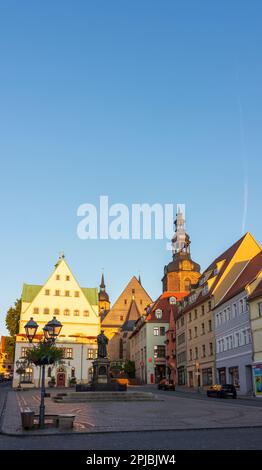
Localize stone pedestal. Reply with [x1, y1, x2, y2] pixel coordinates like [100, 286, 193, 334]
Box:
[92, 358, 110, 385]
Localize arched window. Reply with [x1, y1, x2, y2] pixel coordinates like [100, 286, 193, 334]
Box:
[48, 366, 52, 377]
[119, 339, 123, 359]
[184, 278, 191, 291]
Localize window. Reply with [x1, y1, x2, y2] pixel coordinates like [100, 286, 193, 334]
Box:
[45, 289, 50, 296]
[65, 290, 70, 297]
[44, 308, 49, 315]
[208, 320, 212, 332]
[55, 290, 60, 296]
[154, 345, 166, 358]
[64, 309, 70, 316]
[201, 323, 205, 335]
[202, 284, 209, 295]
[64, 348, 73, 359]
[75, 291, 80, 297]
[239, 299, 244, 314]
[178, 333, 185, 345]
[188, 312, 192, 322]
[189, 349, 193, 361]
[160, 327, 165, 336]
[74, 310, 80, 316]
[56, 275, 60, 280]
[215, 313, 219, 327]
[229, 335, 233, 349]
[88, 349, 98, 359]
[132, 289, 135, 294]
[66, 275, 70, 281]
[202, 344, 206, 357]
[54, 308, 60, 316]
[202, 368, 213, 386]
[120, 315, 124, 321]
[188, 329, 192, 340]
[154, 327, 159, 336]
[201, 305, 205, 316]
[71, 367, 75, 378]
[140, 300, 143, 305]
[208, 301, 212, 311]
[194, 326, 198, 338]
[194, 309, 198, 319]
[181, 316, 185, 326]
[258, 303, 262, 317]
[209, 342, 213, 356]
[33, 307, 39, 314]
[243, 297, 247, 312]
[235, 332, 240, 347]
[21, 347, 28, 358]
[83, 310, 90, 317]
[233, 303, 237, 318]
[155, 309, 162, 319]
[226, 306, 231, 321]
[48, 367, 52, 378]
[124, 299, 127, 305]
[184, 278, 191, 291]
[229, 366, 240, 388]
[21, 367, 33, 384]
[195, 347, 198, 359]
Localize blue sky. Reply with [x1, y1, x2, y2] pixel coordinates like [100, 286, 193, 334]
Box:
[0, 1, 261, 335]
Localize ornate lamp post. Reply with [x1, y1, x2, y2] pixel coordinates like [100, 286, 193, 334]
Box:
[24, 316, 62, 428]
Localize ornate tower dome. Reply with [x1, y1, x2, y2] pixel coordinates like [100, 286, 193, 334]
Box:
[162, 210, 201, 293]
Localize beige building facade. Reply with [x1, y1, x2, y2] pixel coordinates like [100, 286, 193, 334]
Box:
[13, 255, 100, 388]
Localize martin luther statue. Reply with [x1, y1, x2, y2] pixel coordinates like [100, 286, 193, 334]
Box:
[97, 331, 108, 358]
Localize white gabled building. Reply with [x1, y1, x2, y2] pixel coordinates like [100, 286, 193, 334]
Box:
[13, 254, 100, 388]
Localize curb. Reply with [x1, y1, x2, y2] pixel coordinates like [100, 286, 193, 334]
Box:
[2, 424, 262, 438]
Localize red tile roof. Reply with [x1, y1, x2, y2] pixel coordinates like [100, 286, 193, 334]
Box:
[248, 278, 262, 301]
[216, 251, 262, 307]
[182, 234, 248, 313]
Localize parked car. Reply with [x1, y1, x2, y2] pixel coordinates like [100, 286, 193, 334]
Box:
[158, 378, 176, 391]
[207, 384, 237, 399]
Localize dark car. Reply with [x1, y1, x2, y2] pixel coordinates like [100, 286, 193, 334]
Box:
[207, 384, 237, 399]
[158, 378, 176, 391]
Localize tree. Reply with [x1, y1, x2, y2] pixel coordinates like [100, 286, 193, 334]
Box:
[5, 298, 21, 360]
[4, 336, 15, 361]
[26, 342, 64, 366]
[6, 299, 21, 336]
[124, 360, 136, 379]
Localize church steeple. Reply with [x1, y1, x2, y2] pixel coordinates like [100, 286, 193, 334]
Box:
[162, 211, 201, 294]
[172, 210, 190, 258]
[98, 272, 110, 317]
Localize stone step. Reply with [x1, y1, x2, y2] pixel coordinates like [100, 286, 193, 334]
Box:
[53, 392, 158, 402]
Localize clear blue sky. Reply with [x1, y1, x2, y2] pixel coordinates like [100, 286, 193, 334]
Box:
[0, 1, 261, 335]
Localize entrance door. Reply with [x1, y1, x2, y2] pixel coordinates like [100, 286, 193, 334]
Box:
[57, 373, 65, 387]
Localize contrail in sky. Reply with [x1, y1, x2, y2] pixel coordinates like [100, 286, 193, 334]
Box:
[236, 70, 248, 235]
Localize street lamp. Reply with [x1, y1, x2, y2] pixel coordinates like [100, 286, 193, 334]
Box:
[24, 318, 39, 343]
[45, 317, 62, 342]
[24, 317, 63, 428]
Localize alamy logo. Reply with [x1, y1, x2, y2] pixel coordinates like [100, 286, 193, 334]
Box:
[77, 196, 185, 250]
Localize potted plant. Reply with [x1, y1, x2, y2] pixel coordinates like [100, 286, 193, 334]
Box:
[48, 376, 56, 388]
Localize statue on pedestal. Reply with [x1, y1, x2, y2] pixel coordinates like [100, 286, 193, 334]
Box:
[97, 330, 108, 358]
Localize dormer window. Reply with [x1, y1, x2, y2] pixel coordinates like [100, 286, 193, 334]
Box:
[66, 275, 70, 281]
[155, 309, 162, 319]
[202, 284, 209, 295]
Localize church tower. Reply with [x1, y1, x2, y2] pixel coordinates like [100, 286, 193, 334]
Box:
[98, 273, 110, 317]
[162, 210, 201, 293]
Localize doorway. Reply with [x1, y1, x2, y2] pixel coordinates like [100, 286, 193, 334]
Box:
[57, 372, 66, 387]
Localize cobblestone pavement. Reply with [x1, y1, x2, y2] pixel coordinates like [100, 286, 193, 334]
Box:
[1, 427, 262, 450]
[2, 386, 262, 435]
